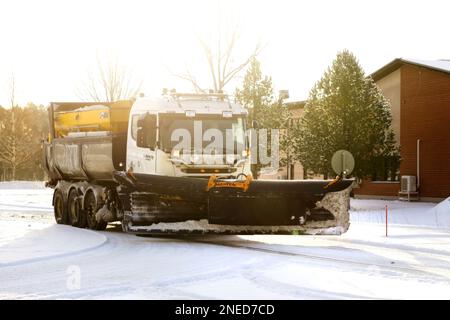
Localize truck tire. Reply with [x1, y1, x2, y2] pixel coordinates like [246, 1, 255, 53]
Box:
[68, 189, 86, 228]
[54, 189, 69, 225]
[84, 191, 107, 231]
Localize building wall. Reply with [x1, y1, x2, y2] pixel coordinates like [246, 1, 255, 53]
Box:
[376, 69, 401, 146]
[353, 181, 400, 198]
[261, 105, 305, 180]
[354, 71, 402, 197]
[287, 107, 304, 179]
[400, 64, 450, 198]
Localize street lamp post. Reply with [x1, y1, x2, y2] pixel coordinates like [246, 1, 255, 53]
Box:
[279, 90, 290, 180]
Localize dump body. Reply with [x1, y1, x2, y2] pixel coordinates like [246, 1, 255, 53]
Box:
[50, 133, 117, 181]
[43, 101, 132, 183]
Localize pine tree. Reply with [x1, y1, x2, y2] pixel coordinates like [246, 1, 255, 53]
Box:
[293, 50, 400, 179]
[235, 57, 274, 126]
[235, 57, 291, 177]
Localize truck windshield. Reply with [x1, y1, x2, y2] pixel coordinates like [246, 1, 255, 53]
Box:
[159, 115, 246, 154]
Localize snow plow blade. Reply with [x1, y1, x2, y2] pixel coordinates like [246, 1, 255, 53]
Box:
[113, 172, 353, 235]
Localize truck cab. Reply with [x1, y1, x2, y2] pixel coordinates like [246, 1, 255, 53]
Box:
[126, 92, 252, 178]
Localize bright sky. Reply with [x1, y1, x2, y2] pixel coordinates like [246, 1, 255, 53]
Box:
[1, 0, 450, 107]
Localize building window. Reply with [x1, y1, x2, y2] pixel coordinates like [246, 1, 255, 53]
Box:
[131, 115, 139, 140]
[371, 155, 401, 182]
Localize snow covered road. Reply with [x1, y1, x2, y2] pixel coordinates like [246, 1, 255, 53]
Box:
[0, 182, 449, 299]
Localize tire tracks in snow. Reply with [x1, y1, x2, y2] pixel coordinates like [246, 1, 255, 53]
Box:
[1, 230, 271, 299]
[183, 237, 450, 283]
[240, 269, 373, 300]
[0, 229, 108, 268]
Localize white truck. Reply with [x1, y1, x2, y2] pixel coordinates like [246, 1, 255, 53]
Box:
[43, 92, 353, 234]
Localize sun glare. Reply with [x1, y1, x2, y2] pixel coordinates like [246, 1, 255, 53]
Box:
[0, 0, 449, 106]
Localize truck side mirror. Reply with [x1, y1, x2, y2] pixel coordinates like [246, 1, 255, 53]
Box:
[136, 114, 157, 150]
[252, 120, 259, 129]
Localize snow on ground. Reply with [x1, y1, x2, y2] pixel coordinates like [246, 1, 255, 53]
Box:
[0, 181, 46, 189]
[0, 181, 53, 221]
[0, 221, 106, 266]
[0, 182, 449, 299]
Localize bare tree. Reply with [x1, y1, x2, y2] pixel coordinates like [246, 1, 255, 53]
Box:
[3, 74, 18, 180]
[0, 75, 36, 180]
[78, 55, 143, 102]
[9, 74, 16, 108]
[176, 27, 262, 93]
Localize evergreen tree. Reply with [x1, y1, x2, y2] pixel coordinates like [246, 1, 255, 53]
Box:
[235, 57, 274, 126]
[293, 50, 400, 179]
[235, 57, 291, 177]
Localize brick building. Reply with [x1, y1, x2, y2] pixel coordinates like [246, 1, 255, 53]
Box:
[280, 59, 450, 201]
[355, 59, 450, 200]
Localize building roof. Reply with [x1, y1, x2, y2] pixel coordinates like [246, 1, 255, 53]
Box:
[284, 100, 306, 110]
[371, 58, 450, 81]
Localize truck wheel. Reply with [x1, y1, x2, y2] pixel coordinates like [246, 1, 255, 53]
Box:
[68, 189, 86, 228]
[85, 191, 107, 231]
[54, 190, 68, 225]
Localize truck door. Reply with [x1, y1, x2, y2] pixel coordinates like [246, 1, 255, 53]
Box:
[127, 113, 157, 174]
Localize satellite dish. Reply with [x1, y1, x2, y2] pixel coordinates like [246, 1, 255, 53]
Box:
[331, 150, 355, 177]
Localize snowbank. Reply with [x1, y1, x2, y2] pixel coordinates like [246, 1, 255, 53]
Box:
[350, 198, 450, 230]
[73, 104, 108, 112]
[426, 197, 450, 228]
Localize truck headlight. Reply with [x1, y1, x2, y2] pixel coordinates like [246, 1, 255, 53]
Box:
[172, 149, 180, 158]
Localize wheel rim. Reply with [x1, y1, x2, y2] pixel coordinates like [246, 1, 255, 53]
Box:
[69, 192, 79, 225]
[85, 193, 97, 227]
[55, 194, 64, 223]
